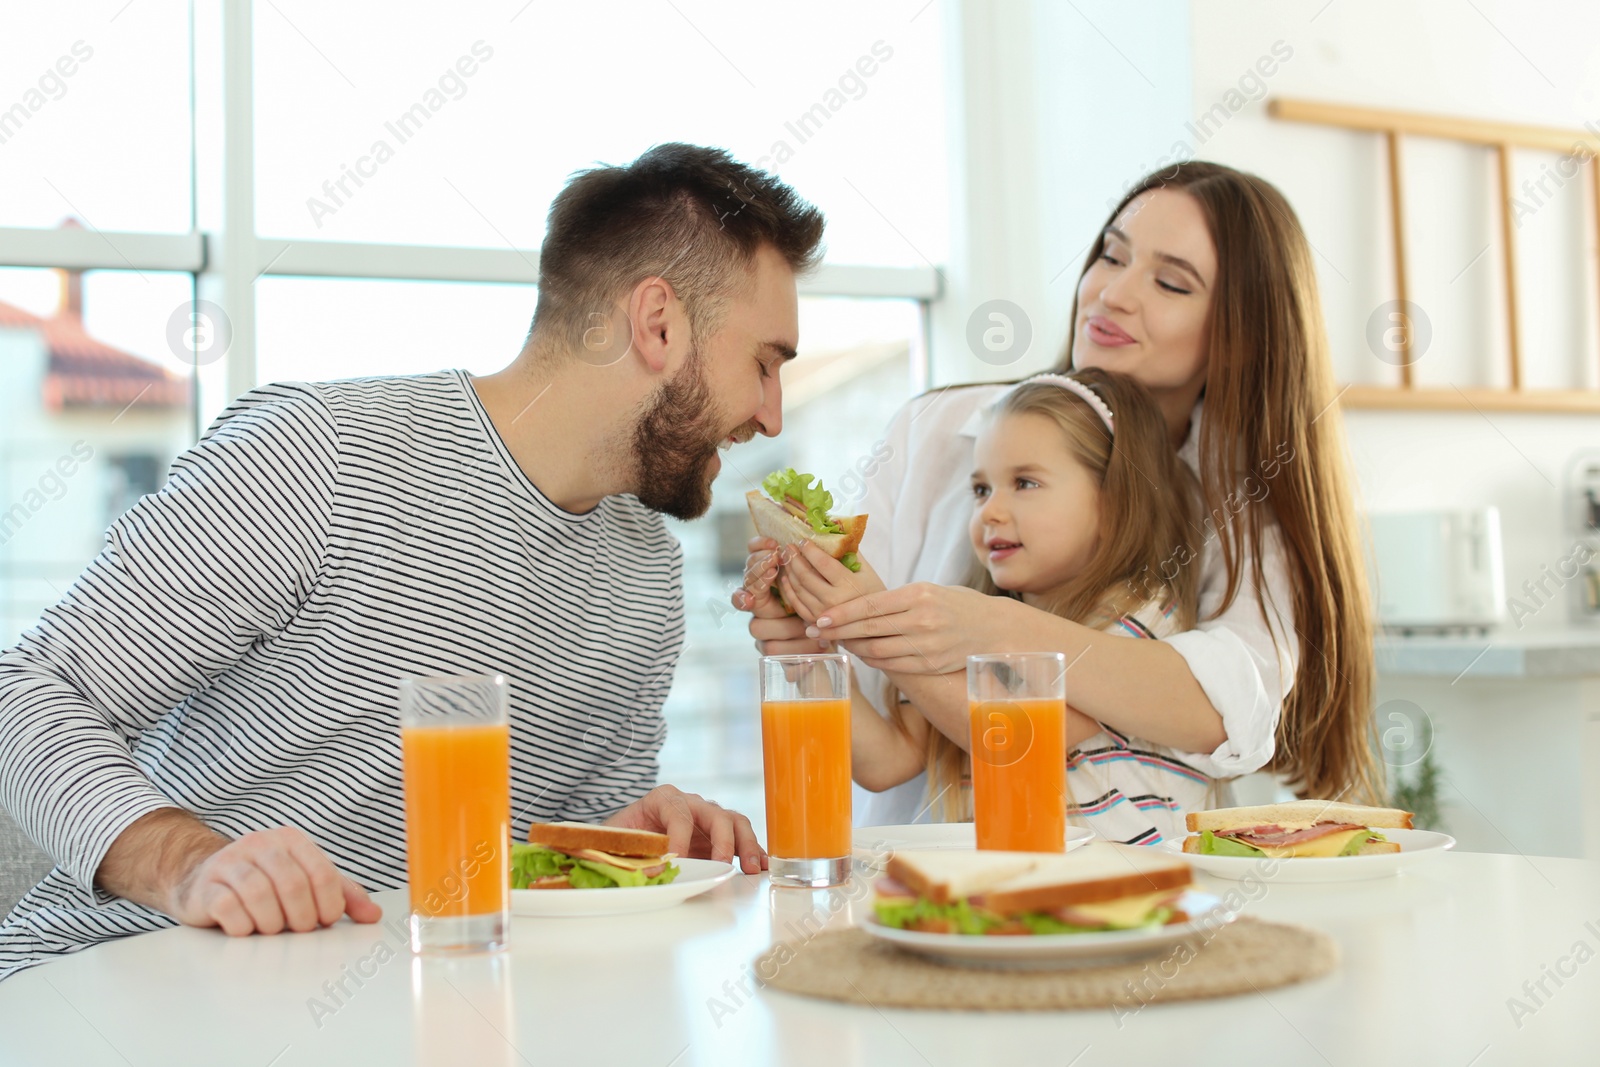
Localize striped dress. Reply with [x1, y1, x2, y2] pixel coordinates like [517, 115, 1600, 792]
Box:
[0, 371, 684, 981]
[1063, 598, 1215, 845]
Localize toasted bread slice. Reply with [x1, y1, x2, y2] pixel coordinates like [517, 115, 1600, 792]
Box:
[982, 844, 1191, 915]
[884, 843, 1190, 914]
[526, 821, 669, 858]
[746, 490, 867, 560]
[883, 849, 1039, 905]
[1185, 799, 1414, 833]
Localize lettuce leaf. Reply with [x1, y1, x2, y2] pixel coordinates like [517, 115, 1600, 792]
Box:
[761, 469, 844, 535]
[1197, 830, 1266, 857]
[839, 552, 861, 573]
[1339, 830, 1386, 856]
[509, 843, 679, 889]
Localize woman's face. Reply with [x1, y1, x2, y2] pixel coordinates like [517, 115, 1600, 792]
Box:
[1072, 188, 1216, 414]
[969, 411, 1101, 600]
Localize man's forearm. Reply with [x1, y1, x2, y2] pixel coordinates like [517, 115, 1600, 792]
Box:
[94, 807, 230, 914]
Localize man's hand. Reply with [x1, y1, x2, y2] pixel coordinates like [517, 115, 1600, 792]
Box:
[97, 808, 381, 936]
[732, 536, 831, 654]
[169, 826, 383, 935]
[605, 784, 766, 874]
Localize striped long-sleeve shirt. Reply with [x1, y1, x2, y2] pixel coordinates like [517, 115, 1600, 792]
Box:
[0, 370, 684, 981]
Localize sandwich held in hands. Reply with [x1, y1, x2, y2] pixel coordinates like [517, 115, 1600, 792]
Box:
[874, 843, 1193, 936]
[510, 822, 680, 889]
[747, 469, 868, 584]
[1182, 800, 1414, 858]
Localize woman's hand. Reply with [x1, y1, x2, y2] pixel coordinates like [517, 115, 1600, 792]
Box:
[778, 541, 887, 626]
[732, 537, 833, 654]
[804, 582, 1029, 675]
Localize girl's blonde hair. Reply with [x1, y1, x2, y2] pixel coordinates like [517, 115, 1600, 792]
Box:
[1064, 162, 1382, 805]
[892, 367, 1200, 821]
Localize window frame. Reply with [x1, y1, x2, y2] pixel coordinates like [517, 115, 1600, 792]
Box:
[0, 1, 941, 437]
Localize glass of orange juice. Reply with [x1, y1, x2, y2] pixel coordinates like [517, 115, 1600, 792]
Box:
[968, 653, 1067, 852]
[398, 674, 511, 954]
[760, 654, 852, 888]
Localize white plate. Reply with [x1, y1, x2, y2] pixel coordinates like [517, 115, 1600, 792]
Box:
[860, 890, 1229, 969]
[852, 823, 1096, 873]
[1156, 828, 1457, 882]
[510, 858, 737, 916]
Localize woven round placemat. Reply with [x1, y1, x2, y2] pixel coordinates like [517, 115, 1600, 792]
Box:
[754, 917, 1337, 1012]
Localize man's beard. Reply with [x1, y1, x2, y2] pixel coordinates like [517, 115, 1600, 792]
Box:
[631, 344, 733, 521]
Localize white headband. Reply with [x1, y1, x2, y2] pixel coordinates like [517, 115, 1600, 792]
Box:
[1010, 373, 1115, 434]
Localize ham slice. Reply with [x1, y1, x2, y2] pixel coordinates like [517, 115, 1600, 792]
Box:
[875, 877, 913, 898]
[1220, 822, 1366, 847]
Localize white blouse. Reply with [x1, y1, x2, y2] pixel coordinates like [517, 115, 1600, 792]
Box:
[849, 384, 1298, 827]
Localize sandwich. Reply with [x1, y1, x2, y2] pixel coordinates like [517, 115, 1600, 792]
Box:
[1182, 800, 1414, 858]
[873, 843, 1193, 935]
[746, 468, 868, 575]
[510, 822, 680, 889]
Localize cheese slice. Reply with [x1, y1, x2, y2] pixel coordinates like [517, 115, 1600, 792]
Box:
[1245, 828, 1367, 858]
[1061, 888, 1181, 927]
[564, 847, 677, 870]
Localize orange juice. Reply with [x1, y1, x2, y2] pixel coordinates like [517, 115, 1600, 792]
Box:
[400, 722, 511, 919]
[969, 697, 1066, 851]
[761, 698, 852, 858]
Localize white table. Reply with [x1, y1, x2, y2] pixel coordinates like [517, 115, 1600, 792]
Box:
[0, 850, 1595, 1067]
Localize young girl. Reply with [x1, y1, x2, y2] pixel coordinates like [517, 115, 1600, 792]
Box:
[772, 367, 1215, 844]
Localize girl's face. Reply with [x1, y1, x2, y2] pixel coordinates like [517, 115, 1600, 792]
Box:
[1072, 188, 1216, 416]
[969, 411, 1101, 600]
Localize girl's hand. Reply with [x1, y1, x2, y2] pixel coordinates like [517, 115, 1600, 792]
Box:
[778, 541, 888, 626]
[804, 582, 1027, 675]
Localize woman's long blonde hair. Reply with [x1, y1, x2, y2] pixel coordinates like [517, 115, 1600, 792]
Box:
[894, 368, 1201, 820]
[1063, 161, 1382, 805]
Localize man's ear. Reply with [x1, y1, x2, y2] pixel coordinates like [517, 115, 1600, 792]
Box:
[627, 275, 684, 375]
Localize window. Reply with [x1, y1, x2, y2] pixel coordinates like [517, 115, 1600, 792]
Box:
[2, 2, 946, 820]
[0, 268, 194, 645]
[255, 276, 535, 384]
[0, 5, 192, 233]
[252, 1, 948, 266]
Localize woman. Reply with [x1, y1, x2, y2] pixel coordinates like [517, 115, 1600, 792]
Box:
[736, 161, 1382, 822]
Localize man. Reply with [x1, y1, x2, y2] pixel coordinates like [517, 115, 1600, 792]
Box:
[0, 143, 824, 978]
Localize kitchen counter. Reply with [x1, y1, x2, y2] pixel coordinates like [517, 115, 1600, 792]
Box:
[1375, 627, 1600, 678]
[1373, 628, 1600, 860]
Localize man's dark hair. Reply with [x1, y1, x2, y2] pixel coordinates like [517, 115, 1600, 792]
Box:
[529, 143, 825, 351]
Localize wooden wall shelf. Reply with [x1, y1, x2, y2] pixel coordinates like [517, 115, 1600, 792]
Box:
[1341, 386, 1600, 414]
[1271, 97, 1600, 414]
